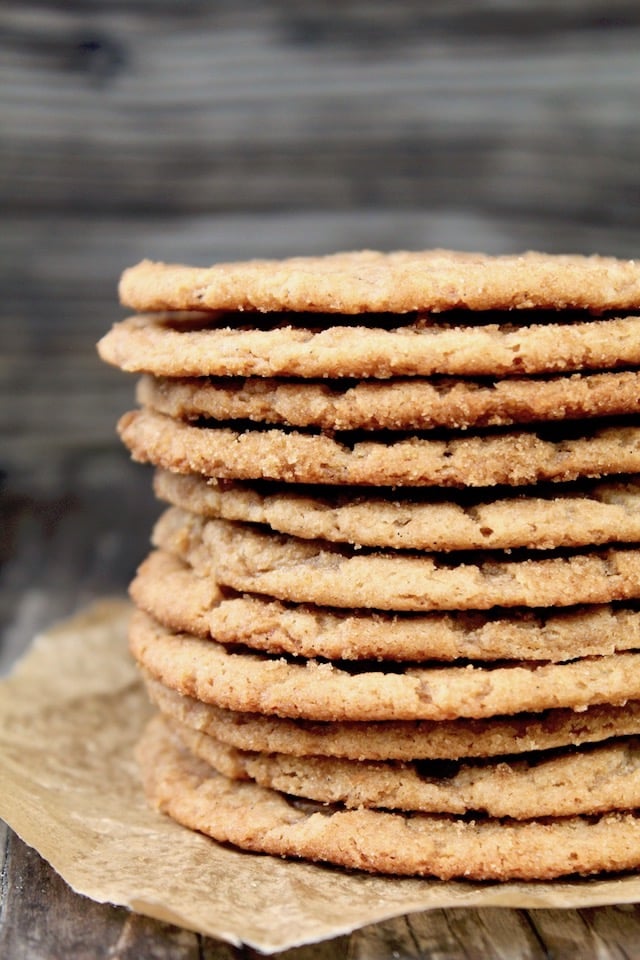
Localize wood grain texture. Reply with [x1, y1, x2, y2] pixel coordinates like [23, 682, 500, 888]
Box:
[3, 0, 640, 218]
[3, 1, 640, 955]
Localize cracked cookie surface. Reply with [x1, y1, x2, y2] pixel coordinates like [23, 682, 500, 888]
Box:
[170, 716, 640, 820]
[144, 674, 640, 761]
[130, 611, 640, 722]
[131, 549, 640, 662]
[139, 714, 640, 880]
[119, 250, 640, 314]
[138, 370, 640, 431]
[99, 311, 640, 379]
[119, 407, 640, 488]
[153, 469, 640, 552]
[152, 506, 640, 611]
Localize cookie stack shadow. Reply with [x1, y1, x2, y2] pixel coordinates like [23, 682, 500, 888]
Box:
[98, 250, 640, 880]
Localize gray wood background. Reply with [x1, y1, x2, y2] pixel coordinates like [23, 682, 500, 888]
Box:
[3, 3, 640, 957]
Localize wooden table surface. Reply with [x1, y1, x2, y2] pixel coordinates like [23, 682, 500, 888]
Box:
[4, 0, 640, 955]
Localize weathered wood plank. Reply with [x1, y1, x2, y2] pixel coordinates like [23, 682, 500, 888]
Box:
[3, 0, 640, 218]
[0, 832, 239, 960]
[0, 829, 132, 960]
[526, 905, 640, 959]
[0, 448, 157, 671]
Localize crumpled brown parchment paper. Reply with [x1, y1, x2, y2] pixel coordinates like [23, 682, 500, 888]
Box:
[1, 599, 640, 954]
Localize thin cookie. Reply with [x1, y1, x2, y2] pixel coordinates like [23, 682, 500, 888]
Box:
[130, 611, 640, 722]
[153, 507, 640, 611]
[139, 715, 640, 880]
[171, 716, 640, 820]
[119, 407, 640, 488]
[119, 250, 640, 314]
[131, 550, 640, 663]
[154, 469, 640, 552]
[138, 369, 640, 432]
[144, 674, 640, 761]
[99, 312, 640, 379]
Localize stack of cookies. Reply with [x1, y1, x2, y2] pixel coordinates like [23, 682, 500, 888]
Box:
[98, 250, 640, 880]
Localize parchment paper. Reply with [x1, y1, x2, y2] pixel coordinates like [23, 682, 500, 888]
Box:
[2, 600, 640, 954]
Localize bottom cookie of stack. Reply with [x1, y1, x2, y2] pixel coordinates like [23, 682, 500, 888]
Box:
[138, 711, 640, 881]
[130, 606, 640, 880]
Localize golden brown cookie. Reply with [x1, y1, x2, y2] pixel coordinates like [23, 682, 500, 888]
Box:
[98, 312, 640, 379]
[154, 469, 640, 552]
[138, 714, 640, 879]
[171, 716, 640, 820]
[138, 369, 640, 432]
[119, 250, 640, 314]
[131, 550, 640, 663]
[144, 674, 640, 762]
[119, 407, 640, 488]
[130, 611, 640, 722]
[153, 506, 640, 612]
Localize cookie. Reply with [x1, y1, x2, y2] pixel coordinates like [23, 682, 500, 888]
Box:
[144, 673, 640, 762]
[129, 610, 640, 721]
[138, 369, 640, 432]
[154, 469, 640, 552]
[171, 716, 640, 819]
[139, 714, 640, 879]
[131, 550, 640, 663]
[152, 507, 640, 612]
[118, 250, 640, 314]
[119, 407, 640, 488]
[98, 312, 640, 380]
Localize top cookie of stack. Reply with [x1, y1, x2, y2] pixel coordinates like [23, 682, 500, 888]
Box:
[98, 249, 640, 881]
